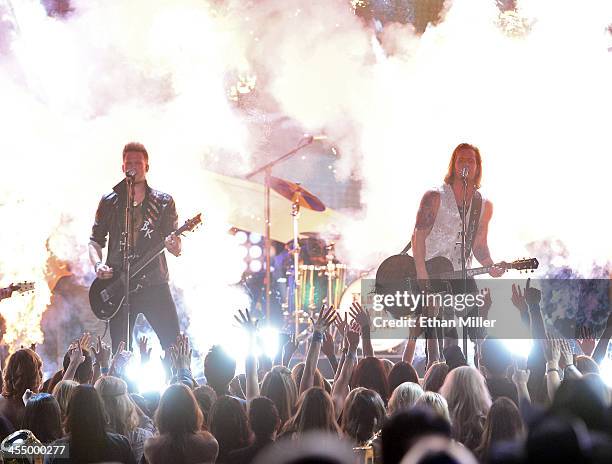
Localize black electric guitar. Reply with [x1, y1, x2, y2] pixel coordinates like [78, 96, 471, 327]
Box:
[89, 213, 202, 321]
[375, 255, 539, 319]
[0, 282, 35, 301]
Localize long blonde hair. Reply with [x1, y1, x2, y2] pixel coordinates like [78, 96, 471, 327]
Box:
[52, 380, 78, 421]
[94, 376, 138, 436]
[439, 366, 491, 449]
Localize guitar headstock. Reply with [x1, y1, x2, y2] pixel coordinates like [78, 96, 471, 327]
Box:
[10, 281, 35, 294]
[175, 213, 203, 236]
[506, 258, 539, 272]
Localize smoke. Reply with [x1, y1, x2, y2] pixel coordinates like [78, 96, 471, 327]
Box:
[1, 0, 612, 357]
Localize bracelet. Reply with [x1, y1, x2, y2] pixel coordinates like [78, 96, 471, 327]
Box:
[546, 368, 560, 374]
[100, 367, 109, 374]
[312, 331, 324, 343]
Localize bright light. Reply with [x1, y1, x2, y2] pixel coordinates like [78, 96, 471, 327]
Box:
[239, 244, 249, 258]
[234, 231, 248, 245]
[219, 325, 279, 373]
[249, 233, 262, 244]
[249, 245, 262, 259]
[599, 354, 612, 387]
[501, 339, 533, 359]
[125, 358, 168, 394]
[249, 260, 262, 272]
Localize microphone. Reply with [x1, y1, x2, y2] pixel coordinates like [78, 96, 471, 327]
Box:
[303, 134, 328, 143]
[125, 169, 136, 179]
[461, 166, 469, 179]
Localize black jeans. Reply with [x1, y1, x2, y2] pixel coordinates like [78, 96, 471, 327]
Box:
[109, 283, 180, 352]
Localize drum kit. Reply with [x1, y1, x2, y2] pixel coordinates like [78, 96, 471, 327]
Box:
[265, 176, 368, 333]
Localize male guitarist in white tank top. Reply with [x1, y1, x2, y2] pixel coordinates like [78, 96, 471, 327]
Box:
[411, 144, 504, 354]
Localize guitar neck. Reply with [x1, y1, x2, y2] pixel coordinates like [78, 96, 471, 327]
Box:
[129, 242, 167, 279]
[436, 265, 494, 280]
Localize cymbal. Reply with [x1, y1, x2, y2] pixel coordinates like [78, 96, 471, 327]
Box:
[269, 177, 326, 212]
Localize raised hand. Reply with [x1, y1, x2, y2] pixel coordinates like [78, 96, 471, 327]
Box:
[542, 337, 561, 367]
[576, 326, 596, 356]
[559, 338, 573, 368]
[321, 330, 336, 359]
[138, 335, 152, 363]
[349, 302, 370, 329]
[92, 335, 112, 369]
[109, 341, 130, 376]
[79, 332, 91, 351]
[282, 333, 299, 366]
[311, 305, 337, 334]
[67, 342, 85, 367]
[511, 283, 528, 313]
[479, 288, 492, 315]
[511, 362, 530, 386]
[524, 278, 541, 306]
[346, 321, 361, 352]
[234, 308, 258, 334]
[169, 334, 192, 371]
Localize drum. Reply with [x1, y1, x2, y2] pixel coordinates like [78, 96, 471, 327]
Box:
[296, 263, 348, 312]
[338, 277, 405, 353]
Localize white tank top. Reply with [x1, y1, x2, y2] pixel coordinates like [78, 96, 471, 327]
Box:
[424, 183, 484, 271]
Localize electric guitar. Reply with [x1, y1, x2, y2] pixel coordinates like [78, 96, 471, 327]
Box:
[0, 282, 35, 301]
[375, 255, 539, 319]
[89, 213, 202, 321]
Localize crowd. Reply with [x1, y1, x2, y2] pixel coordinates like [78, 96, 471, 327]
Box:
[0, 281, 611, 464]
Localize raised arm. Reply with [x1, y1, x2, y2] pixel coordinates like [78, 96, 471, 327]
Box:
[234, 309, 260, 405]
[300, 305, 337, 395]
[412, 190, 440, 282]
[350, 302, 373, 358]
[332, 323, 360, 420]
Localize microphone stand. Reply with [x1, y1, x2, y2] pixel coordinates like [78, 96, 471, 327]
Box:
[122, 176, 135, 351]
[460, 173, 469, 360]
[245, 136, 316, 321]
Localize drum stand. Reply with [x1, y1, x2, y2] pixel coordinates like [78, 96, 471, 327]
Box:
[291, 195, 302, 334]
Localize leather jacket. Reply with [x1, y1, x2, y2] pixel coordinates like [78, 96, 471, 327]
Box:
[90, 180, 178, 288]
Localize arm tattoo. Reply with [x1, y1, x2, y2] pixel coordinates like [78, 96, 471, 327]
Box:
[415, 192, 438, 230]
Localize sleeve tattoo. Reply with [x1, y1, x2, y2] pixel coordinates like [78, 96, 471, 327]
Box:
[415, 191, 438, 230]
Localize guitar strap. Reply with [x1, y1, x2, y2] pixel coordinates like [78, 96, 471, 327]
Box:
[464, 190, 482, 260]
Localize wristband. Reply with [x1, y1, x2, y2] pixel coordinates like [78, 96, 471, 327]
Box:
[546, 368, 560, 374]
[312, 331, 324, 343]
[100, 367, 109, 374]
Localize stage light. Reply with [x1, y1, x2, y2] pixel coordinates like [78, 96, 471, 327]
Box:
[234, 231, 248, 245]
[249, 260, 262, 272]
[599, 354, 612, 387]
[501, 339, 533, 359]
[249, 245, 262, 259]
[125, 358, 167, 394]
[219, 325, 280, 373]
[239, 244, 249, 258]
[249, 233, 262, 244]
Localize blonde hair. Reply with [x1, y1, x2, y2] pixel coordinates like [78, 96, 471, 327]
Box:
[439, 366, 491, 449]
[94, 376, 138, 436]
[52, 380, 78, 420]
[261, 366, 298, 425]
[388, 382, 424, 415]
[416, 391, 451, 424]
[444, 143, 482, 188]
